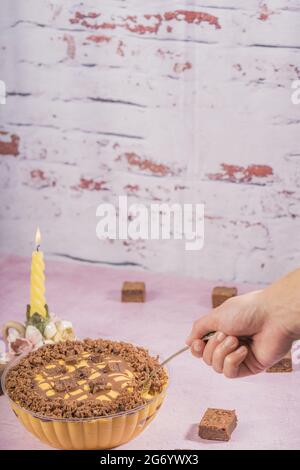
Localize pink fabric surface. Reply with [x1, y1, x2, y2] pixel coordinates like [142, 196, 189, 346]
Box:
[0, 254, 299, 450]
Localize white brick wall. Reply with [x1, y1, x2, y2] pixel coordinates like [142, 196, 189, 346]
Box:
[0, 0, 299, 284]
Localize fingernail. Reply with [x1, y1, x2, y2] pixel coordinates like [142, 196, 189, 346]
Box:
[224, 336, 236, 347]
[193, 340, 202, 353]
[216, 332, 225, 342]
[238, 346, 247, 355]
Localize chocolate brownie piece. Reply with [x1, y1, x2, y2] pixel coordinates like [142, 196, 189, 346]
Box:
[53, 378, 77, 393]
[266, 351, 292, 373]
[122, 281, 145, 303]
[89, 354, 103, 364]
[198, 408, 237, 441]
[212, 286, 237, 308]
[75, 367, 89, 379]
[65, 356, 77, 365]
[103, 362, 122, 373]
[89, 377, 112, 394]
[46, 365, 67, 377]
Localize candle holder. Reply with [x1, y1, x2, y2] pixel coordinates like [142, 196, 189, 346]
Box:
[1, 305, 76, 363]
[26, 304, 49, 334]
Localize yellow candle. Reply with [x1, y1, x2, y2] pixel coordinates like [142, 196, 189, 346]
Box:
[30, 227, 47, 318]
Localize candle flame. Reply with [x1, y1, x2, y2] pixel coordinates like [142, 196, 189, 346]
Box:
[35, 227, 41, 247]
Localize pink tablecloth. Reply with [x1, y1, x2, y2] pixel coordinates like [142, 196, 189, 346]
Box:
[0, 254, 299, 450]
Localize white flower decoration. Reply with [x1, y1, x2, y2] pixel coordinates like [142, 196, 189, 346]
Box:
[44, 322, 57, 340]
[25, 325, 43, 347]
[7, 329, 20, 344]
[54, 320, 75, 342]
[55, 320, 73, 332]
[0, 340, 8, 364]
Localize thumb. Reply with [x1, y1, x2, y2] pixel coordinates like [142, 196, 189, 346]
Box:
[186, 290, 264, 346]
[186, 311, 220, 346]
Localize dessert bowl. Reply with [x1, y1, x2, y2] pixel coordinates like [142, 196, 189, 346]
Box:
[2, 340, 169, 450]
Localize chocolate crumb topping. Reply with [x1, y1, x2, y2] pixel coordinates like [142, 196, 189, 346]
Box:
[89, 354, 102, 364]
[54, 378, 77, 393]
[53, 381, 66, 393]
[46, 365, 67, 376]
[89, 377, 112, 394]
[29, 356, 42, 366]
[75, 367, 89, 379]
[5, 339, 168, 419]
[103, 362, 122, 373]
[65, 356, 77, 365]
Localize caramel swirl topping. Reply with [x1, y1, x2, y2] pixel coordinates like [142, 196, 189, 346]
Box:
[34, 352, 134, 403]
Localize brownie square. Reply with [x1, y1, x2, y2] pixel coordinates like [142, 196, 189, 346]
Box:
[266, 351, 292, 373]
[198, 408, 237, 441]
[122, 281, 145, 303]
[212, 286, 237, 308]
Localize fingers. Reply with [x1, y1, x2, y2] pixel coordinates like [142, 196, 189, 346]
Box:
[190, 339, 205, 358]
[211, 336, 239, 372]
[222, 345, 248, 378]
[186, 312, 219, 346]
[190, 332, 249, 378]
[203, 332, 226, 365]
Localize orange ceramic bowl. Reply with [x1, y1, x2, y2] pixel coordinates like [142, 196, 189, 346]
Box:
[2, 355, 168, 450]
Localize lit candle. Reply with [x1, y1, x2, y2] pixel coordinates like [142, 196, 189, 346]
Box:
[29, 227, 47, 318]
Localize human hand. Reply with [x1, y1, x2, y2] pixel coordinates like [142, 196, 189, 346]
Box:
[186, 269, 300, 378]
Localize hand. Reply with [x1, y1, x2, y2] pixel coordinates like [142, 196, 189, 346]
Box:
[186, 269, 300, 378]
